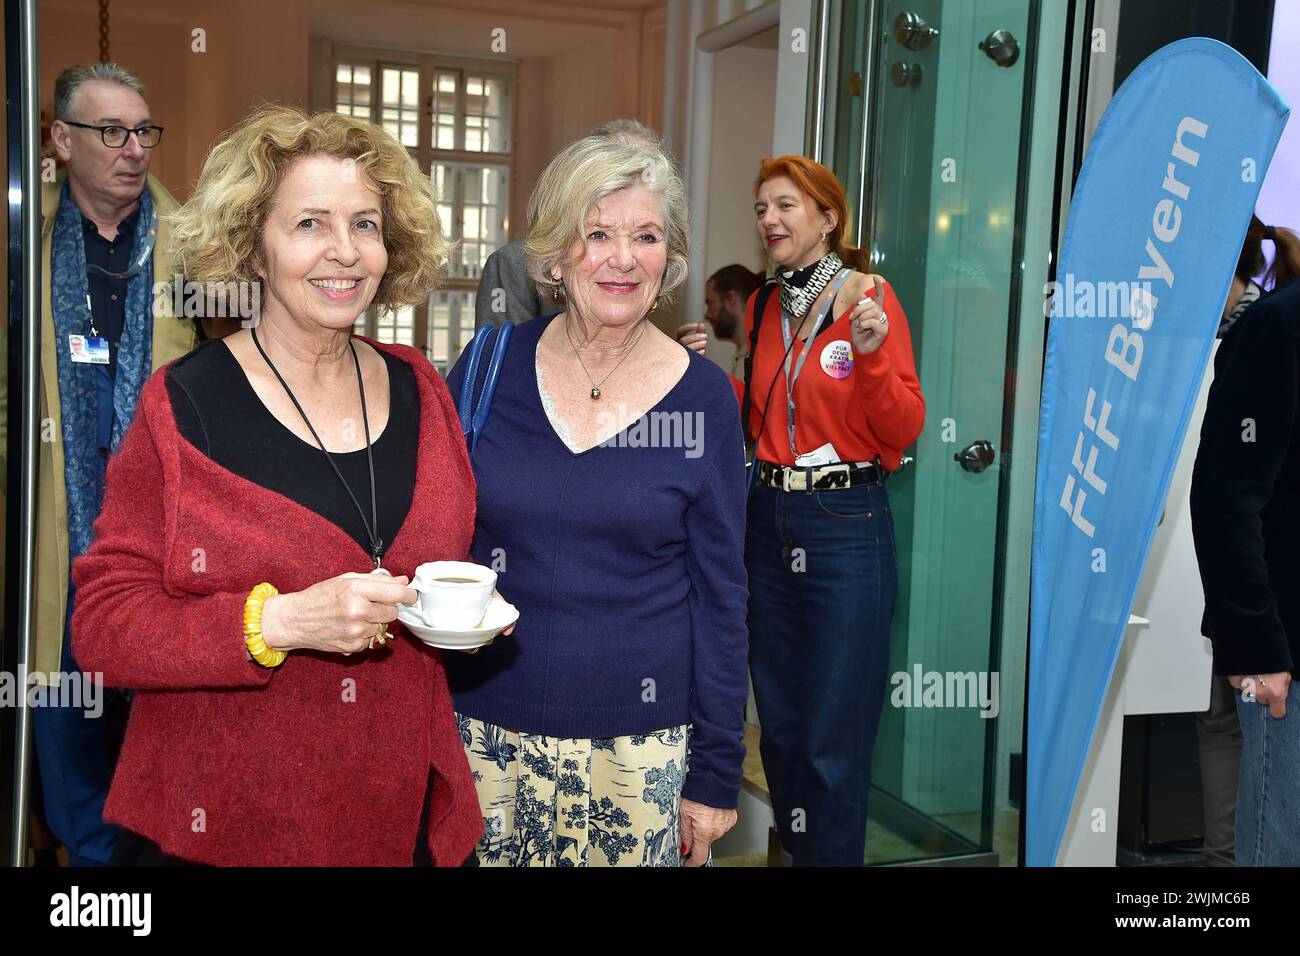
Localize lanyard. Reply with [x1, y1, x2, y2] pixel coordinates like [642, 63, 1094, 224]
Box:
[780, 268, 850, 456]
[84, 205, 158, 282]
[82, 205, 158, 338]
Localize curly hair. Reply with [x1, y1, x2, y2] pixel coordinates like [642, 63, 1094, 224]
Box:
[169, 104, 449, 313]
[523, 134, 688, 304]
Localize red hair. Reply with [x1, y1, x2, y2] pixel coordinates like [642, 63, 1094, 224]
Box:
[755, 155, 872, 272]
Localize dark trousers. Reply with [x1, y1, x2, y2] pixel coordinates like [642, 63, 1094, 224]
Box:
[31, 579, 126, 866]
[32, 367, 125, 865]
[746, 480, 897, 866]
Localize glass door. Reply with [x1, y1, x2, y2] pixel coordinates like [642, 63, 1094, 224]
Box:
[825, 0, 1046, 864]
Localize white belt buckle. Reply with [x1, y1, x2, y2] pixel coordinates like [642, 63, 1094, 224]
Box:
[781, 468, 794, 493]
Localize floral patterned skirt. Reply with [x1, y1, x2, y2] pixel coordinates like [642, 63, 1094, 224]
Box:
[457, 714, 688, 867]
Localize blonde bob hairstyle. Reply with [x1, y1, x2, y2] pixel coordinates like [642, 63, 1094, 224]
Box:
[523, 135, 688, 304]
[169, 105, 449, 313]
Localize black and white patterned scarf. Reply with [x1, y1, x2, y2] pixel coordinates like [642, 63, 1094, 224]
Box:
[775, 252, 843, 318]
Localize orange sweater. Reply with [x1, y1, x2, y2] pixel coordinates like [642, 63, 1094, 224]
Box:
[743, 279, 925, 469]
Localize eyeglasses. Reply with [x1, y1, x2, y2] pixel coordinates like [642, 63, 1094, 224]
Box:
[62, 121, 164, 148]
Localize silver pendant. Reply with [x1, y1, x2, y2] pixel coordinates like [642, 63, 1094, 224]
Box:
[591, 386, 601, 400]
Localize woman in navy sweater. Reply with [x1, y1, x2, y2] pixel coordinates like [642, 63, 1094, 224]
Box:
[445, 133, 748, 867]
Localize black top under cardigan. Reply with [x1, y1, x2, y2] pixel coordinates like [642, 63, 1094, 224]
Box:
[164, 338, 418, 564]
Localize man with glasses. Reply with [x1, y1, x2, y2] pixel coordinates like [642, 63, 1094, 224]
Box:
[1, 63, 194, 865]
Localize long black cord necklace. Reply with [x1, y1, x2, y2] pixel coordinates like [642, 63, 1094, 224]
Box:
[251, 326, 383, 568]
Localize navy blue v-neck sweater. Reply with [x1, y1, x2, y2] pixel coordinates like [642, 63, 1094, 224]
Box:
[444, 315, 749, 808]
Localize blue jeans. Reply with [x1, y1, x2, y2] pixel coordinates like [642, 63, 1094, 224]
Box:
[746, 479, 897, 866]
[1234, 680, 1300, 866]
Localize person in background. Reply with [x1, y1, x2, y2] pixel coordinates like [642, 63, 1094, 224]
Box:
[0, 63, 194, 866]
[474, 119, 665, 329]
[1191, 218, 1300, 868]
[1217, 215, 1289, 337]
[743, 155, 923, 866]
[678, 263, 762, 388]
[473, 236, 545, 330]
[446, 133, 748, 867]
[1195, 215, 1300, 865]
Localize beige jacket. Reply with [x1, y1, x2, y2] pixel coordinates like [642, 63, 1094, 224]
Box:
[0, 170, 194, 680]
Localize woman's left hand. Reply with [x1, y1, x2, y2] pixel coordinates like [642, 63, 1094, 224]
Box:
[496, 589, 517, 636]
[679, 798, 737, 866]
[461, 588, 515, 655]
[850, 276, 889, 355]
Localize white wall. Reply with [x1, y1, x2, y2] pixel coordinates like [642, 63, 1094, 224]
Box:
[704, 44, 776, 291]
[772, 0, 811, 156]
[663, 0, 810, 331]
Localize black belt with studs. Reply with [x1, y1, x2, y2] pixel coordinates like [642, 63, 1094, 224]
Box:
[754, 459, 885, 492]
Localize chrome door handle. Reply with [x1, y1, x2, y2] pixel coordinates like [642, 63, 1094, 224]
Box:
[893, 12, 939, 50]
[890, 61, 923, 88]
[954, 440, 996, 473]
[979, 29, 1021, 68]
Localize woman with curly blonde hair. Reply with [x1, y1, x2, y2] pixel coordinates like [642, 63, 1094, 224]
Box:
[71, 105, 484, 865]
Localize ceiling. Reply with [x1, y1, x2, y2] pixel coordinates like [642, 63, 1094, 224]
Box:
[311, 0, 662, 60]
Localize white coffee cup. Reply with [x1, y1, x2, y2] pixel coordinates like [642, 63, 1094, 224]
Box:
[410, 561, 496, 630]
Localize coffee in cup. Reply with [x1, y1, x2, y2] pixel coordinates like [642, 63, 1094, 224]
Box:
[410, 561, 496, 630]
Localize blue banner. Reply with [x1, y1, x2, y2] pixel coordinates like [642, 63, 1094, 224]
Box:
[1028, 39, 1289, 867]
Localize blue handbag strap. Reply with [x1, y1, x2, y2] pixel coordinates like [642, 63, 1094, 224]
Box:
[458, 325, 493, 433]
[459, 322, 513, 452]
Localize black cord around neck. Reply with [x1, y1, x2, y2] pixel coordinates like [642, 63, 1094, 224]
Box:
[251, 326, 383, 566]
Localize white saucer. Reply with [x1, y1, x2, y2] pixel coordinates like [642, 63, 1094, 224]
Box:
[396, 594, 519, 651]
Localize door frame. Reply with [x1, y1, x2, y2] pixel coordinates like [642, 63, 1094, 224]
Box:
[3, 0, 44, 868]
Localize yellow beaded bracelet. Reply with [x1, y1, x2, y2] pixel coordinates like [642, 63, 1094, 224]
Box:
[244, 582, 286, 668]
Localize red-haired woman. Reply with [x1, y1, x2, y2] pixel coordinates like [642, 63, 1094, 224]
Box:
[690, 156, 924, 865]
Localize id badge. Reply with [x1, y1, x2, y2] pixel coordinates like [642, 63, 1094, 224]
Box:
[69, 334, 110, 365]
[795, 441, 841, 467]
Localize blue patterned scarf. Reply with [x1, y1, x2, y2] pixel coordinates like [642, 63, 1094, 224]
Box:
[50, 180, 154, 559]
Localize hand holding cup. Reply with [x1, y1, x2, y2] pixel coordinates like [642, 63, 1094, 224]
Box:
[261, 571, 417, 657]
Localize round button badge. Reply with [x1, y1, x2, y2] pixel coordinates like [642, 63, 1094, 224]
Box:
[820, 339, 855, 379]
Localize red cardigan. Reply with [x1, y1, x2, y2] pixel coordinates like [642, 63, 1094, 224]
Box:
[71, 338, 483, 866]
[745, 279, 925, 469]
